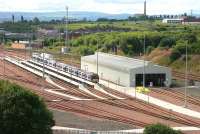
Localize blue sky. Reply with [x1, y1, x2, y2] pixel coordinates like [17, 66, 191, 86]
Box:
[0, 0, 199, 14]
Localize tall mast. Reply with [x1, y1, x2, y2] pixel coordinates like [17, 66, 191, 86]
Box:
[65, 6, 69, 48]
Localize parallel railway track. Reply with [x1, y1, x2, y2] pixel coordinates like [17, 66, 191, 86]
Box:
[151, 88, 200, 107]
[1, 57, 200, 127]
[173, 71, 200, 82]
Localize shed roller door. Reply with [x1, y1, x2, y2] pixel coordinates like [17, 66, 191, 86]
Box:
[136, 74, 166, 87]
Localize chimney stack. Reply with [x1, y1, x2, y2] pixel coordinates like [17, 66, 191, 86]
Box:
[144, 0, 146, 16]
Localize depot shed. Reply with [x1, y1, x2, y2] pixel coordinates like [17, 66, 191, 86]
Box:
[81, 52, 172, 87]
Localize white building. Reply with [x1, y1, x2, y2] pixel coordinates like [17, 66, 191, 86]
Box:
[162, 18, 183, 24]
[81, 52, 171, 87]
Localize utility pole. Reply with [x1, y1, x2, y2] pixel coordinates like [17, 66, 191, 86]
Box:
[143, 34, 149, 103]
[96, 42, 99, 75]
[143, 35, 146, 89]
[184, 41, 188, 107]
[3, 32, 5, 78]
[41, 41, 45, 92]
[65, 6, 69, 49]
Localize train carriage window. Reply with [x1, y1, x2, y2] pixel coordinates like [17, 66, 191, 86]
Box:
[82, 73, 87, 79]
[78, 71, 81, 77]
[75, 70, 78, 76]
[71, 69, 74, 74]
[69, 68, 72, 73]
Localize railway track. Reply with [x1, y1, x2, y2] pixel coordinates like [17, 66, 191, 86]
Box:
[27, 83, 149, 127]
[0, 60, 56, 89]
[0, 59, 148, 127]
[2, 55, 200, 127]
[98, 94, 200, 126]
[173, 71, 200, 82]
[86, 86, 114, 99]
[152, 88, 200, 107]
[85, 84, 200, 126]
[50, 78, 95, 99]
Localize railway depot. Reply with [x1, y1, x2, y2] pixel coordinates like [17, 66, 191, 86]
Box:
[81, 52, 172, 87]
[2, 48, 200, 134]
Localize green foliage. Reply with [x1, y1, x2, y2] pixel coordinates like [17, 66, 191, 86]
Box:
[71, 32, 164, 56]
[79, 46, 95, 56]
[0, 80, 54, 134]
[143, 124, 183, 134]
[184, 33, 197, 44]
[159, 37, 176, 48]
[43, 38, 64, 47]
[0, 22, 35, 33]
[170, 49, 182, 62]
[146, 46, 155, 54]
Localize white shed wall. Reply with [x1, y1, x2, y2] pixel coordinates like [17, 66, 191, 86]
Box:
[81, 60, 130, 87]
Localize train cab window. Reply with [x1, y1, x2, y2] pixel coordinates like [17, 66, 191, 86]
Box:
[69, 68, 72, 73]
[64, 67, 68, 72]
[87, 75, 92, 80]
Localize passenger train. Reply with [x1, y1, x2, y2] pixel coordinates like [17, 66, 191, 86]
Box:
[32, 53, 99, 83]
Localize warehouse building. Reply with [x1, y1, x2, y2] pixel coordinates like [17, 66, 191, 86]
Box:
[81, 52, 171, 87]
[162, 18, 183, 24]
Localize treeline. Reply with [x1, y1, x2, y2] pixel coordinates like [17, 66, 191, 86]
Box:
[0, 17, 65, 33]
[69, 31, 200, 59]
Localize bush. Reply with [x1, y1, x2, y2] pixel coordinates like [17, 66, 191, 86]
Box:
[159, 37, 176, 48]
[0, 80, 55, 134]
[170, 49, 182, 62]
[79, 46, 95, 56]
[146, 46, 155, 54]
[144, 124, 183, 134]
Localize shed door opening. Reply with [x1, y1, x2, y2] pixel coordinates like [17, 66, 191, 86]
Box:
[136, 74, 166, 87]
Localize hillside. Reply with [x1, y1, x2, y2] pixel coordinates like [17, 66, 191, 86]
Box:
[146, 48, 200, 75]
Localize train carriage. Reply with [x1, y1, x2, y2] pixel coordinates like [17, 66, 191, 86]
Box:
[31, 53, 99, 83]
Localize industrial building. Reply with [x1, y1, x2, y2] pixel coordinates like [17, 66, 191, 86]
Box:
[162, 18, 183, 24]
[81, 52, 172, 87]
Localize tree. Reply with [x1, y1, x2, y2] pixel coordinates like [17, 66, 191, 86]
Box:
[33, 17, 40, 24]
[144, 124, 183, 134]
[21, 15, 24, 22]
[0, 80, 55, 134]
[159, 37, 176, 48]
[170, 49, 182, 62]
[12, 14, 15, 23]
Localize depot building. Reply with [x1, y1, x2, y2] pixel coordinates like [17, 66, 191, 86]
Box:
[81, 52, 172, 87]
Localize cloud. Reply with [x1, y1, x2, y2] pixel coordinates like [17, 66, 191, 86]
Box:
[0, 0, 199, 15]
[94, 0, 142, 4]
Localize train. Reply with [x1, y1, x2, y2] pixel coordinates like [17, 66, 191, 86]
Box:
[31, 53, 99, 83]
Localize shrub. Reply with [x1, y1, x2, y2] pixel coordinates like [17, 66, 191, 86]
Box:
[0, 80, 55, 134]
[170, 49, 182, 62]
[143, 123, 183, 134]
[159, 37, 176, 48]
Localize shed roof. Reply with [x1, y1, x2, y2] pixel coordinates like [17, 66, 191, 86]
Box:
[82, 52, 152, 72]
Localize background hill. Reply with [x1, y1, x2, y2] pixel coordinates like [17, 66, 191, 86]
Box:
[0, 11, 131, 22]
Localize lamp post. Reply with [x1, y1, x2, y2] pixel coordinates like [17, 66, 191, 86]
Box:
[143, 35, 146, 89]
[2, 31, 5, 78]
[96, 41, 99, 75]
[65, 6, 69, 49]
[184, 41, 188, 108]
[143, 34, 149, 104]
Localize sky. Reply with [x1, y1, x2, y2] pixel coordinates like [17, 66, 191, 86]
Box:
[0, 0, 199, 15]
